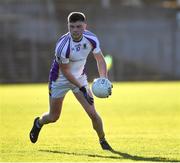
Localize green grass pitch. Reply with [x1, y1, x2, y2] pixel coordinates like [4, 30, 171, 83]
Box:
[0, 82, 180, 162]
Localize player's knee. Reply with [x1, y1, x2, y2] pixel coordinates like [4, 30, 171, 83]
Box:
[90, 112, 98, 122]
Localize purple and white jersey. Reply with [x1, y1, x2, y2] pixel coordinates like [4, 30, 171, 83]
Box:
[50, 30, 101, 82]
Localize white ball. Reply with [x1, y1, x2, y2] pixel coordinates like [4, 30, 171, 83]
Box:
[92, 78, 112, 98]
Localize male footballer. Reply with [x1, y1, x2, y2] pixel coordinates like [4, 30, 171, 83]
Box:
[29, 12, 112, 150]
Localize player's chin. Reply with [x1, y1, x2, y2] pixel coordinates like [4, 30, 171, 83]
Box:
[72, 34, 82, 40]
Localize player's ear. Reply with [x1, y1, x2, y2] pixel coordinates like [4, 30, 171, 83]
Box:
[83, 23, 87, 30]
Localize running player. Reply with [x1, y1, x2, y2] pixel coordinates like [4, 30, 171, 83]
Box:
[29, 12, 112, 150]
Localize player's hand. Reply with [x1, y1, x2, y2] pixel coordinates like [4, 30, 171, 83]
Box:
[108, 83, 113, 96]
[79, 86, 94, 105]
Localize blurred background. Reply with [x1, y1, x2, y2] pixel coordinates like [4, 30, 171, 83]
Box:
[0, 0, 180, 83]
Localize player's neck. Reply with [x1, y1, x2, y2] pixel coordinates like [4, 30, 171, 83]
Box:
[72, 35, 83, 42]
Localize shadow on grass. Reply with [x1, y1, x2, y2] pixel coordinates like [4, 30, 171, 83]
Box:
[110, 149, 180, 162]
[39, 149, 120, 160]
[39, 148, 180, 162]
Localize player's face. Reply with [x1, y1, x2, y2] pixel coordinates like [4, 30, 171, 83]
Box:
[68, 21, 86, 41]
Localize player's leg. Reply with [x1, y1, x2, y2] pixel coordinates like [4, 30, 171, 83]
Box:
[74, 90, 104, 138]
[30, 77, 71, 143]
[39, 96, 65, 125]
[73, 89, 112, 150]
[29, 96, 64, 143]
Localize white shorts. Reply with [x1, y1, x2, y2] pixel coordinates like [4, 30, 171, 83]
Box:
[49, 75, 88, 98]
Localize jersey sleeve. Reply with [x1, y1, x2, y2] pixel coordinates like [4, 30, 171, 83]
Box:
[55, 34, 70, 64]
[92, 37, 101, 54]
[83, 30, 101, 54]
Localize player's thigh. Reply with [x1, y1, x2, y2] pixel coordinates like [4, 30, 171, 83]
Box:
[73, 89, 97, 118]
[49, 96, 65, 116]
[49, 80, 70, 116]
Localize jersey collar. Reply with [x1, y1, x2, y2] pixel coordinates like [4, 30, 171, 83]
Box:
[71, 34, 83, 42]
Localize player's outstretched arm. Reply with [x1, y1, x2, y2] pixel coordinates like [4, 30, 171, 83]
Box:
[93, 52, 113, 97]
[93, 52, 108, 78]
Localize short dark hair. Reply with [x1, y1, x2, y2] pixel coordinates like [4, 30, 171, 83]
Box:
[68, 12, 86, 23]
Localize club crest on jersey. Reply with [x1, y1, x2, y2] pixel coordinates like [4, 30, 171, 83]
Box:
[83, 43, 87, 49]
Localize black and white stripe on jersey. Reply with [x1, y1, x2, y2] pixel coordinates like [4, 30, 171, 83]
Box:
[83, 33, 97, 50]
[56, 33, 70, 58]
[57, 35, 69, 55]
[65, 39, 70, 58]
[56, 33, 68, 44]
[83, 30, 97, 37]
